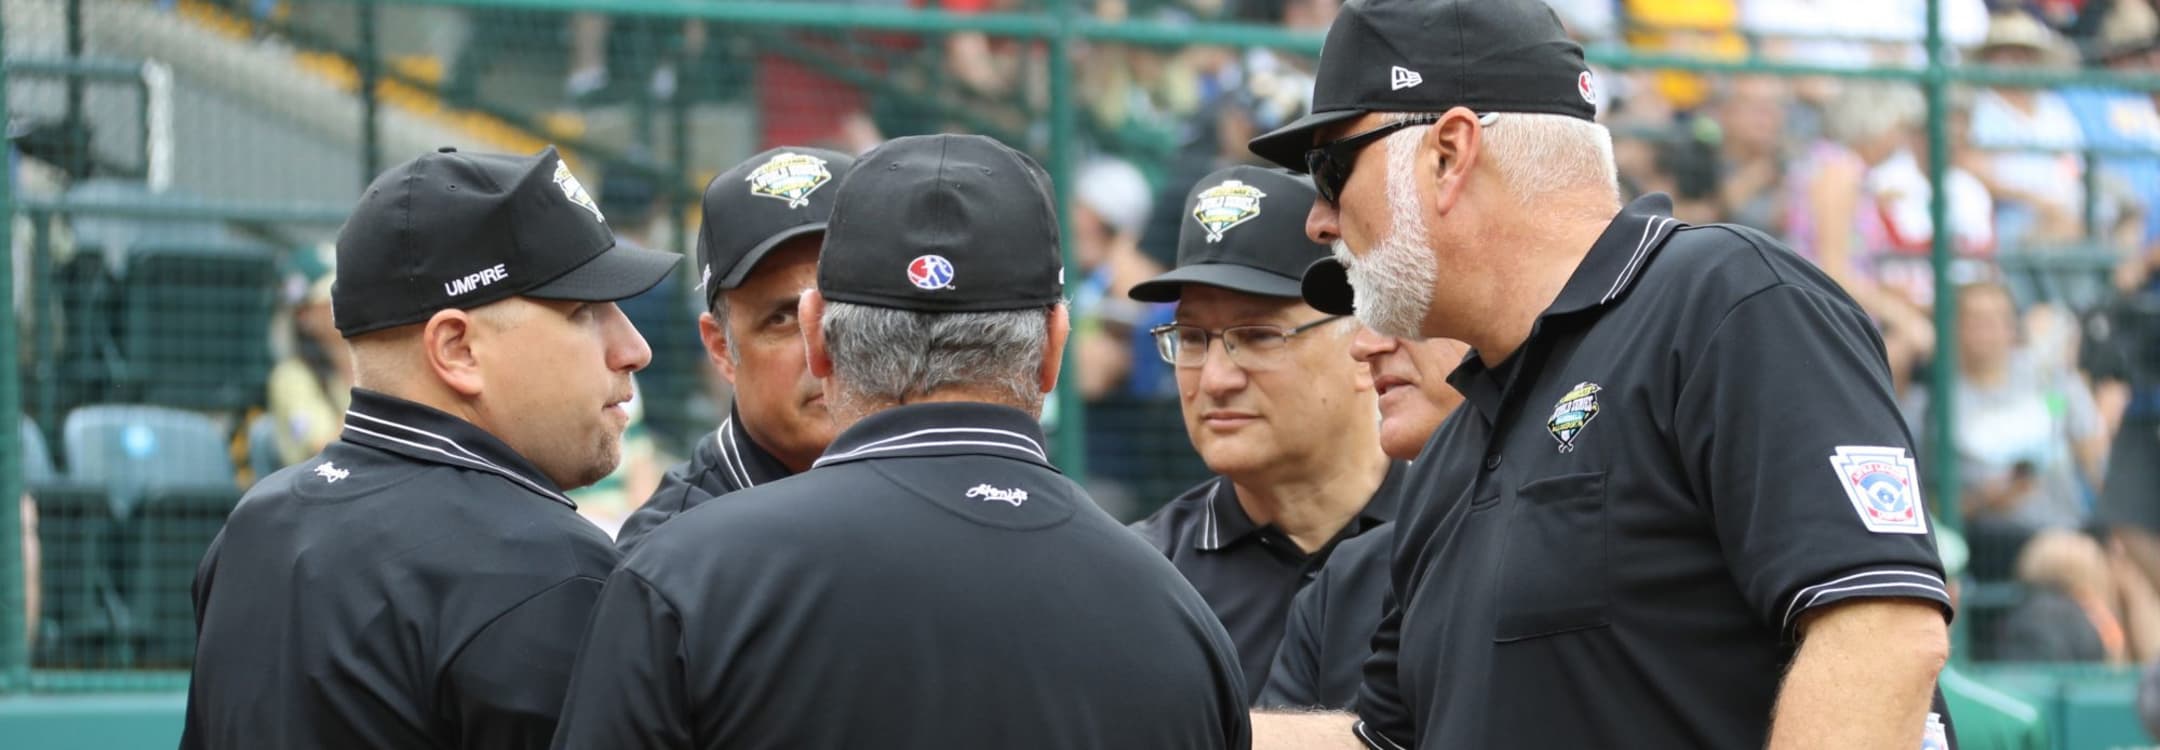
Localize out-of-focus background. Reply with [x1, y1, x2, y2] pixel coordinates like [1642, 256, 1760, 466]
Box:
[1, 0, 2158, 746]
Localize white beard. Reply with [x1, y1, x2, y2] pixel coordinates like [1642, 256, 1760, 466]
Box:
[1333, 132, 1438, 340]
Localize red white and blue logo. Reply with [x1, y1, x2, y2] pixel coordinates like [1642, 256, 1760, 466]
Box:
[1829, 445, 1927, 535]
[907, 254, 955, 291]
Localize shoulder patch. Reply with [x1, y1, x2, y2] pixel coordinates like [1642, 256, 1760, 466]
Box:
[1829, 446, 1927, 534]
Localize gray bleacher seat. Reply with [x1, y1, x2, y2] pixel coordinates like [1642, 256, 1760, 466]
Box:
[22, 416, 54, 484]
[62, 179, 267, 276]
[62, 404, 235, 511]
[118, 247, 279, 410]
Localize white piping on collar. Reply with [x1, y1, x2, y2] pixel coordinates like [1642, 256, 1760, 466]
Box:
[1601, 215, 1676, 304]
[717, 416, 755, 489]
[343, 412, 574, 508]
[813, 427, 1049, 468]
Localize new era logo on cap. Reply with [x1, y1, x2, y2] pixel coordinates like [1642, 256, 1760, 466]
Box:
[1390, 65, 1423, 91]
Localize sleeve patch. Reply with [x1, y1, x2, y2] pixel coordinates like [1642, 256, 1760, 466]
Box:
[1828, 446, 1928, 535]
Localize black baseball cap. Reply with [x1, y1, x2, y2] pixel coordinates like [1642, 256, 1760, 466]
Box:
[694, 146, 856, 308]
[818, 134, 1063, 313]
[1300, 257, 1355, 316]
[1128, 166, 1328, 302]
[1247, 0, 1598, 171]
[332, 146, 677, 337]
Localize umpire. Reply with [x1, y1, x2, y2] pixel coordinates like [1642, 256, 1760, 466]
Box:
[1244, 1, 1953, 748]
[551, 134, 1251, 749]
[182, 146, 675, 749]
[613, 147, 855, 552]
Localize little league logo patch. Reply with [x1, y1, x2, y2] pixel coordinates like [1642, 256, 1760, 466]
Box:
[746, 152, 833, 209]
[1192, 180, 1267, 243]
[1546, 382, 1602, 453]
[1921, 712, 1948, 750]
[1829, 445, 1928, 535]
[553, 160, 606, 223]
[907, 254, 955, 291]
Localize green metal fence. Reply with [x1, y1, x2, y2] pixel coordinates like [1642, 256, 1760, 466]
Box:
[5, 0, 2160, 745]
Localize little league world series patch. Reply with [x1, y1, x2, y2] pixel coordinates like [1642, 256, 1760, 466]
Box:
[1546, 382, 1601, 453]
[746, 152, 833, 209]
[1828, 445, 1928, 534]
[1192, 179, 1267, 243]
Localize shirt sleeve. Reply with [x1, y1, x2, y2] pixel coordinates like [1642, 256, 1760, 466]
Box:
[549, 568, 694, 750]
[1353, 585, 1413, 749]
[1258, 573, 1329, 710]
[443, 575, 606, 750]
[1675, 283, 1952, 641]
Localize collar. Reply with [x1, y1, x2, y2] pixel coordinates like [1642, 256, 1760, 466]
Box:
[1195, 461, 1407, 552]
[712, 403, 796, 491]
[811, 402, 1055, 471]
[338, 388, 576, 508]
[1540, 193, 1683, 318]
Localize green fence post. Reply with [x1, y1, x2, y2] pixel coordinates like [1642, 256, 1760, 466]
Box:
[1046, 0, 1086, 477]
[0, 3, 29, 692]
[1921, 0, 1968, 661]
[359, 0, 383, 183]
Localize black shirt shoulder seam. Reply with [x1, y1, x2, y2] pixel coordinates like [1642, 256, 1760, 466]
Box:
[438, 572, 611, 679]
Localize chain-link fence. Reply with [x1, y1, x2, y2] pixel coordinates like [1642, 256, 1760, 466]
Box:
[5, 0, 2160, 745]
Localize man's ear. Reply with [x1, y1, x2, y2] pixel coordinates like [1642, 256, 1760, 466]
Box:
[1424, 106, 1487, 217]
[801, 289, 834, 379]
[423, 309, 485, 398]
[1038, 303, 1071, 395]
[699, 310, 738, 385]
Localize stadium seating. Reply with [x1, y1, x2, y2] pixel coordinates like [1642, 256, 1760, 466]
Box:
[61, 404, 235, 507]
[118, 248, 278, 411]
[21, 416, 54, 484]
[126, 486, 243, 667]
[28, 480, 137, 669]
[244, 412, 282, 485]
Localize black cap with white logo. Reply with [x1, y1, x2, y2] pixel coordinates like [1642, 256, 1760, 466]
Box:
[1128, 166, 1329, 302]
[818, 134, 1064, 313]
[1247, 0, 1597, 171]
[331, 145, 678, 337]
[695, 146, 856, 308]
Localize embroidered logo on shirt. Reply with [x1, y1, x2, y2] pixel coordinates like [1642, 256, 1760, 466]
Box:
[1546, 382, 1602, 453]
[313, 462, 350, 483]
[966, 484, 1029, 507]
[1829, 445, 1928, 535]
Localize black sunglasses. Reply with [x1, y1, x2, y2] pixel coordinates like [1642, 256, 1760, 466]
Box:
[1303, 112, 1497, 204]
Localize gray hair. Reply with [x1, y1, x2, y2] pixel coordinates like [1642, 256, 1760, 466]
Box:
[708, 293, 741, 366]
[820, 301, 1055, 416]
[1822, 82, 1924, 148]
[1379, 111, 1620, 207]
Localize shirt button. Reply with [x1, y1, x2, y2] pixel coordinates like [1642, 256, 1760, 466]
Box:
[1484, 454, 1503, 470]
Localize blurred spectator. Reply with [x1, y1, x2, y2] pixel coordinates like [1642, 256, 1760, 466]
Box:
[1639, 124, 1727, 223]
[265, 253, 351, 469]
[1964, 11, 2093, 247]
[563, 12, 707, 104]
[19, 493, 37, 652]
[1622, 0, 1748, 112]
[1787, 81, 1959, 390]
[2062, 1, 2160, 254]
[1934, 525, 2053, 750]
[1997, 528, 2160, 663]
[1911, 282, 2104, 574]
[1710, 75, 1795, 232]
[1864, 92, 1999, 309]
[1072, 158, 1169, 401]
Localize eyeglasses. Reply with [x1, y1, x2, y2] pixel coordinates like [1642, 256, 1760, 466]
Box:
[1303, 112, 1497, 204]
[1150, 315, 1349, 371]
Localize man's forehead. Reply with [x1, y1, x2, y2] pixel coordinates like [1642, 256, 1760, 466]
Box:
[1173, 287, 1309, 322]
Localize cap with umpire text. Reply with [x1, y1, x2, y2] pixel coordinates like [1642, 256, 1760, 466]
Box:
[695, 146, 857, 307]
[1128, 166, 1329, 302]
[331, 145, 678, 336]
[818, 134, 1063, 313]
[1247, 0, 1597, 170]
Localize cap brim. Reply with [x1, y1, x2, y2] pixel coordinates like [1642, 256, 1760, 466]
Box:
[1248, 109, 1367, 172]
[712, 223, 828, 292]
[525, 241, 680, 302]
[1128, 263, 1305, 303]
[1299, 257, 1355, 316]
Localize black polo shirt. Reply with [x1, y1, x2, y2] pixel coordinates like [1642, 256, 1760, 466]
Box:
[551, 401, 1252, 749]
[182, 388, 616, 750]
[1352, 196, 1955, 750]
[1259, 523, 1393, 711]
[613, 405, 792, 553]
[1132, 463, 1404, 705]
